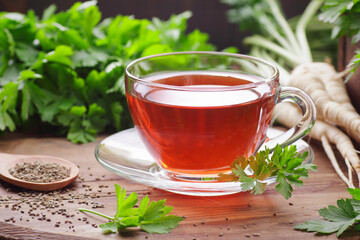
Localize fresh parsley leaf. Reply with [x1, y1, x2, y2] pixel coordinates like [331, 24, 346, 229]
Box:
[348, 49, 360, 79]
[114, 185, 138, 218]
[221, 0, 271, 33]
[67, 126, 97, 144]
[79, 184, 183, 234]
[41, 4, 57, 21]
[140, 215, 184, 234]
[295, 220, 357, 237]
[348, 187, 360, 200]
[0, 64, 20, 85]
[232, 163, 258, 193]
[15, 43, 39, 67]
[295, 187, 360, 237]
[275, 173, 293, 200]
[45, 45, 74, 67]
[320, 0, 360, 44]
[99, 222, 118, 234]
[0, 109, 16, 131]
[0, 81, 18, 131]
[219, 144, 316, 199]
[295, 199, 360, 236]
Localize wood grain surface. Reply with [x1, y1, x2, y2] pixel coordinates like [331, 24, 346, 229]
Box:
[0, 133, 358, 240]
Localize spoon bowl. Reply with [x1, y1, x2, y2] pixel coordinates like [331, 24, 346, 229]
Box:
[0, 153, 79, 191]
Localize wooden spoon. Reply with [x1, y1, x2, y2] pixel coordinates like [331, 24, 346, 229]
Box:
[0, 153, 79, 191]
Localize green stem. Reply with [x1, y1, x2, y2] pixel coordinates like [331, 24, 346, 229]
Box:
[266, 0, 302, 57]
[259, 14, 293, 52]
[296, 0, 325, 63]
[250, 47, 291, 85]
[244, 35, 303, 66]
[78, 208, 114, 221]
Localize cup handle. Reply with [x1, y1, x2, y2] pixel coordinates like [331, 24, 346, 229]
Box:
[261, 86, 316, 151]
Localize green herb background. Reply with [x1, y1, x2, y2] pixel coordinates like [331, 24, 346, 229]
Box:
[0, 1, 236, 143]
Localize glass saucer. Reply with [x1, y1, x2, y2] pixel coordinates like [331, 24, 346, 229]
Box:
[95, 128, 313, 196]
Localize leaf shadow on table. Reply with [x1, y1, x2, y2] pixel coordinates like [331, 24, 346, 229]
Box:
[116, 229, 141, 238]
[152, 188, 283, 222]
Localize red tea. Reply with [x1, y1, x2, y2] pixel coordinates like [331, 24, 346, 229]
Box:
[126, 72, 276, 175]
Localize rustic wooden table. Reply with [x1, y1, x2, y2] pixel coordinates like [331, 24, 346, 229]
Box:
[0, 133, 357, 240]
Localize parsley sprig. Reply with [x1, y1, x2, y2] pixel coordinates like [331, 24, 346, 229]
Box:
[295, 188, 360, 237]
[79, 184, 183, 234]
[0, 1, 218, 143]
[219, 145, 317, 199]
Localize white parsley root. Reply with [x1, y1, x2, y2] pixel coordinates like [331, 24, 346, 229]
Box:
[275, 98, 360, 188]
[288, 63, 360, 143]
[227, 0, 360, 188]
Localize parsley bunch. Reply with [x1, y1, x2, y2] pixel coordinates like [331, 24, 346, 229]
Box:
[219, 145, 317, 199]
[295, 188, 360, 237]
[79, 184, 183, 234]
[0, 1, 219, 143]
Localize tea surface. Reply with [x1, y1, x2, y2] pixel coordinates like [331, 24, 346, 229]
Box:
[127, 72, 276, 175]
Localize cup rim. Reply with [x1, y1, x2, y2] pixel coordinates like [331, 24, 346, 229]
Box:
[125, 51, 279, 91]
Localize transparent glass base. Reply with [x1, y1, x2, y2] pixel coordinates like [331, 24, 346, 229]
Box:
[95, 128, 313, 196]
